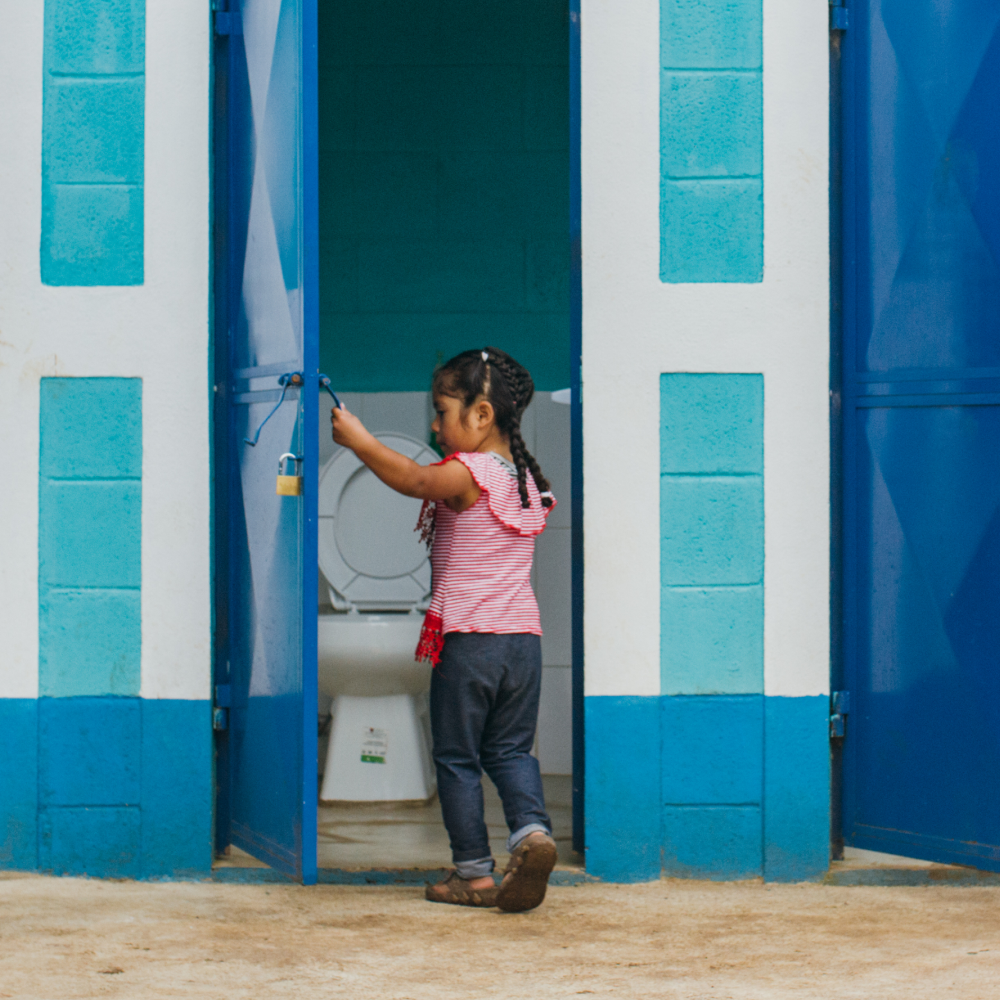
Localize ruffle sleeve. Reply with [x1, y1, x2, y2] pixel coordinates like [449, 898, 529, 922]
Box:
[451, 451, 552, 537]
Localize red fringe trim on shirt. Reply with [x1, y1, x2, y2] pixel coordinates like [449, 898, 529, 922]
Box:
[415, 611, 445, 666]
[415, 498, 436, 549]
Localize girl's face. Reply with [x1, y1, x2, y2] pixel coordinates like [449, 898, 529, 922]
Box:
[431, 394, 493, 455]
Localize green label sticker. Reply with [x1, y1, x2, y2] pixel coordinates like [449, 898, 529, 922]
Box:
[361, 726, 388, 765]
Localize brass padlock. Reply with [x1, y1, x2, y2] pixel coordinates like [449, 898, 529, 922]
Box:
[276, 453, 303, 496]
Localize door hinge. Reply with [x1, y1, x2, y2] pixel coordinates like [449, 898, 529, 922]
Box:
[213, 683, 231, 731]
[214, 11, 243, 35]
[830, 690, 850, 738]
[830, 2, 849, 31]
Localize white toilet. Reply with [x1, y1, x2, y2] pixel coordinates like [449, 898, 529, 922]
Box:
[317, 432, 439, 803]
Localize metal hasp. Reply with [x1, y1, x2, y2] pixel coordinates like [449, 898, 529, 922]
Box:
[840, 0, 1000, 871]
[213, 0, 320, 883]
[244, 373, 304, 447]
[830, 2, 849, 32]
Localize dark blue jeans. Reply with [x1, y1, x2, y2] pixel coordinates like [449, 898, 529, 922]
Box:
[430, 632, 551, 876]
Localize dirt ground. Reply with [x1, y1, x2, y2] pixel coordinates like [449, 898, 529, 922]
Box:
[2, 871, 999, 999]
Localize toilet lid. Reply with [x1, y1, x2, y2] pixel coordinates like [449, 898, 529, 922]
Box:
[318, 433, 439, 611]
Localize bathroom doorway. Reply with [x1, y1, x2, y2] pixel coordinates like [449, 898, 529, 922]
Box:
[311, 0, 578, 872]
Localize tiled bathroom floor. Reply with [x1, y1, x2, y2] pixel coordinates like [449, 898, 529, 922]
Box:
[217, 774, 580, 872]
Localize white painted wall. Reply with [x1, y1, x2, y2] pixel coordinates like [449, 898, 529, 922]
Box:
[581, 0, 829, 698]
[0, 2, 211, 700]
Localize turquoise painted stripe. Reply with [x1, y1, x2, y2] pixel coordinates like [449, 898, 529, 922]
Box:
[660, 374, 763, 695]
[654, 375, 768, 880]
[41, 0, 145, 285]
[39, 378, 142, 697]
[659, 0, 762, 282]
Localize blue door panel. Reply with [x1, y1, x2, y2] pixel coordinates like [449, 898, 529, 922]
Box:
[229, 401, 307, 871]
[858, 0, 1000, 374]
[218, 0, 319, 883]
[843, 0, 1000, 869]
[848, 404, 1000, 864]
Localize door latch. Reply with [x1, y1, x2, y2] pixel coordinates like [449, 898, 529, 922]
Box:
[830, 690, 850, 738]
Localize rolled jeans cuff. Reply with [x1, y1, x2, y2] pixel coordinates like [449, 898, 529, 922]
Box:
[455, 856, 495, 880]
[507, 823, 551, 853]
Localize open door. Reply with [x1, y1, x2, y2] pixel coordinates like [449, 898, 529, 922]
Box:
[213, 0, 319, 883]
[840, 0, 1000, 869]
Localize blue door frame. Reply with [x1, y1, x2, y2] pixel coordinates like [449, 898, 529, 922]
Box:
[212, 0, 320, 883]
[839, 0, 1000, 870]
[213, 0, 583, 875]
[569, 0, 584, 856]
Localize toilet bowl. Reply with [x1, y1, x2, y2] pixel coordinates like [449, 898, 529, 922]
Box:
[317, 433, 439, 803]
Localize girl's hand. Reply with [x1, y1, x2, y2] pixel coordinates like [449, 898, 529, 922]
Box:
[331, 404, 370, 450]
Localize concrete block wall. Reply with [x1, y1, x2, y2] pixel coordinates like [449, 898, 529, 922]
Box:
[39, 379, 142, 697]
[659, 0, 763, 281]
[582, 0, 830, 881]
[0, 1, 211, 877]
[41, 0, 145, 285]
[660, 374, 765, 878]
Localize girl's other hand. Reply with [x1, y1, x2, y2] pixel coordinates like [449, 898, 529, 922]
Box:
[331, 403, 368, 450]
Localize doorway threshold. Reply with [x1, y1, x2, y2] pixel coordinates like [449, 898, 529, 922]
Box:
[213, 775, 590, 885]
[825, 848, 1000, 886]
[210, 865, 594, 886]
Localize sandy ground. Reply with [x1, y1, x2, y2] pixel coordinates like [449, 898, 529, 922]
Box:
[2, 871, 999, 999]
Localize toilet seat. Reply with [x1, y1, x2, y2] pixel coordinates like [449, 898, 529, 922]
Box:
[318, 433, 438, 611]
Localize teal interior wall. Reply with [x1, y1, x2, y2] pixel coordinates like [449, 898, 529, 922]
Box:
[318, 0, 570, 391]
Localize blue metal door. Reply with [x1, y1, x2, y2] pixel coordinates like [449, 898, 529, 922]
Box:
[214, 0, 319, 882]
[841, 0, 1000, 868]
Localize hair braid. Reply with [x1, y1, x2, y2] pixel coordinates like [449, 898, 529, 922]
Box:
[485, 351, 554, 509]
[522, 439, 553, 507]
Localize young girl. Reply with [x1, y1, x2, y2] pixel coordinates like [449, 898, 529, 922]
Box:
[331, 347, 558, 912]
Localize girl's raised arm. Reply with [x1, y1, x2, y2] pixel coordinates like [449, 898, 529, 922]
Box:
[331, 405, 477, 505]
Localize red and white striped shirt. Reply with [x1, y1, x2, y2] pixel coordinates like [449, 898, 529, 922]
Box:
[415, 451, 554, 664]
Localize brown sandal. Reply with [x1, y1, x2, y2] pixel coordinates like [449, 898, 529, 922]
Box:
[425, 871, 499, 907]
[496, 832, 558, 913]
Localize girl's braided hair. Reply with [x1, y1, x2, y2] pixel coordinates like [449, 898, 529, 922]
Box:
[432, 347, 553, 509]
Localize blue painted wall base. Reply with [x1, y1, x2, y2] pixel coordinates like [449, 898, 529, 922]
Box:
[763, 695, 830, 881]
[0, 700, 39, 870]
[0, 697, 212, 878]
[584, 697, 661, 882]
[585, 694, 829, 882]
